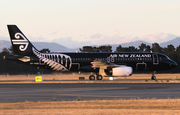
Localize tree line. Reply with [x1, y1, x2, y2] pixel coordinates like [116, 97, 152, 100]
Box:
[79, 43, 177, 53]
[0, 42, 180, 74]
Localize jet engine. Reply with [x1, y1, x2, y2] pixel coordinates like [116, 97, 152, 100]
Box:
[105, 66, 133, 77]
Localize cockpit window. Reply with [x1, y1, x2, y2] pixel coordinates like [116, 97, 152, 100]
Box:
[166, 56, 171, 60]
[163, 55, 170, 60]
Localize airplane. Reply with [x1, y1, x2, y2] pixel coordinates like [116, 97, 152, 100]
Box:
[4, 25, 177, 80]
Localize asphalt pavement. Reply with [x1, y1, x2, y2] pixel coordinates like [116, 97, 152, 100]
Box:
[0, 83, 180, 102]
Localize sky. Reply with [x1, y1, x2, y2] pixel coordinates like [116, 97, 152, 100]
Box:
[0, 0, 180, 48]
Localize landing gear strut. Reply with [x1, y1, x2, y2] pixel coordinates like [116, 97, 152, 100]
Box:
[151, 71, 156, 80]
[89, 73, 103, 80]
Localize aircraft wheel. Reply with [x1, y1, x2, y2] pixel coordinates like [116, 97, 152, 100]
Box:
[151, 76, 156, 80]
[96, 75, 103, 80]
[89, 75, 95, 80]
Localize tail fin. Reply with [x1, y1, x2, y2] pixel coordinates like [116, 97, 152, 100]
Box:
[7, 25, 38, 56]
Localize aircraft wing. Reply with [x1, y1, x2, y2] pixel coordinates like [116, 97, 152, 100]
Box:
[91, 60, 133, 77]
[91, 60, 120, 69]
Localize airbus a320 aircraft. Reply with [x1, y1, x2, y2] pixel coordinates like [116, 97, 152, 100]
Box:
[4, 25, 177, 80]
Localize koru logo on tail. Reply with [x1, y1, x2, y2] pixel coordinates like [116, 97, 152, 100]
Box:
[12, 33, 29, 51]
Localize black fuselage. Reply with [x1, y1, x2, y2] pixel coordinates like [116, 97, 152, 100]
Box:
[5, 25, 177, 75]
[64, 52, 177, 72]
[5, 52, 177, 73]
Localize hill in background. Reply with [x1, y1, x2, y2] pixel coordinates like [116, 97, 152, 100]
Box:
[0, 41, 75, 52]
[0, 37, 180, 52]
[160, 37, 180, 48]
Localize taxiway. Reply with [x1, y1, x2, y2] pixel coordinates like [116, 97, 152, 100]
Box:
[0, 83, 180, 102]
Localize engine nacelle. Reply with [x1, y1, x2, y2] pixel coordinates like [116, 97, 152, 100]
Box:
[105, 66, 133, 77]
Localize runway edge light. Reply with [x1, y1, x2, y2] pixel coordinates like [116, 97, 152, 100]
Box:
[109, 77, 114, 80]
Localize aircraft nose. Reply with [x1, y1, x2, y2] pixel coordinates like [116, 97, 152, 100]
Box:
[170, 60, 177, 68]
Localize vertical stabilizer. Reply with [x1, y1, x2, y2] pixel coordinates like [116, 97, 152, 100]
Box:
[7, 25, 38, 56]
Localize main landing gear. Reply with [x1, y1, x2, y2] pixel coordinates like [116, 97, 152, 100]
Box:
[89, 73, 103, 80]
[151, 71, 156, 80]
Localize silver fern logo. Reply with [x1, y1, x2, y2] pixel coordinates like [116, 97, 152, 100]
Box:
[12, 33, 29, 51]
[32, 47, 72, 71]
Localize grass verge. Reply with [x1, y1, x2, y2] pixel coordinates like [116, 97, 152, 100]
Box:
[1, 99, 180, 115]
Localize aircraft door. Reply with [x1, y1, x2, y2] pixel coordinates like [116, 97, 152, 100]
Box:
[107, 57, 110, 62]
[153, 54, 159, 65]
[107, 57, 114, 63]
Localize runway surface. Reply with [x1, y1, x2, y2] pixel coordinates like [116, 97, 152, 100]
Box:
[0, 83, 180, 102]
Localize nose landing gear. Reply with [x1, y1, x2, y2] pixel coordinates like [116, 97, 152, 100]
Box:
[151, 71, 156, 80]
